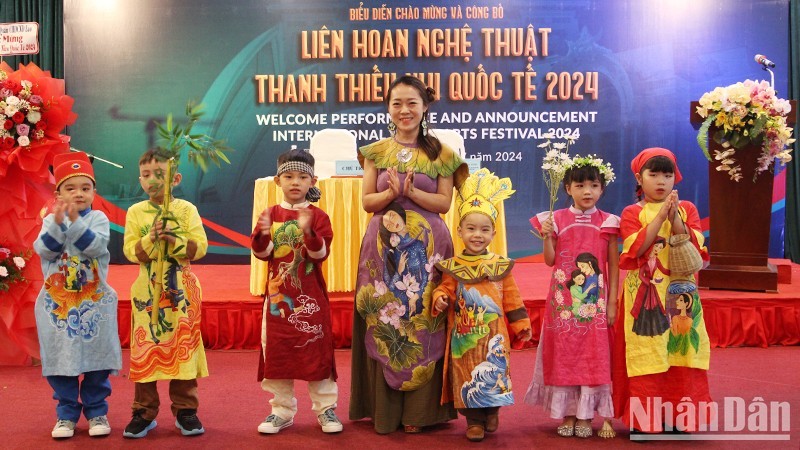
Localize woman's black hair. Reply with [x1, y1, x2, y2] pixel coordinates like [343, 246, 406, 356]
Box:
[378, 201, 407, 277]
[635, 155, 675, 199]
[650, 236, 667, 255]
[576, 252, 602, 275]
[678, 292, 694, 310]
[672, 292, 694, 317]
[385, 75, 442, 161]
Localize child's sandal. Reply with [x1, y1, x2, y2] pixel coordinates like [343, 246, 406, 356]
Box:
[598, 420, 616, 439]
[403, 425, 422, 434]
[557, 424, 575, 437]
[574, 425, 593, 438]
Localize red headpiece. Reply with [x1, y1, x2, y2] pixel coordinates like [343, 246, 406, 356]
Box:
[630, 147, 682, 183]
[53, 151, 95, 188]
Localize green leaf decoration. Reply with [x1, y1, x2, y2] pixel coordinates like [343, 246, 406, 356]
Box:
[668, 330, 690, 355]
[729, 130, 750, 149]
[696, 114, 716, 161]
[372, 322, 424, 371]
[691, 294, 703, 325]
[401, 320, 421, 345]
[410, 282, 446, 333]
[751, 114, 766, 136]
[355, 283, 388, 323]
[667, 333, 679, 354]
[152, 100, 234, 173]
[400, 360, 437, 391]
[689, 328, 700, 353]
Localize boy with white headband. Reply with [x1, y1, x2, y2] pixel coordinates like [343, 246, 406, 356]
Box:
[251, 148, 341, 434]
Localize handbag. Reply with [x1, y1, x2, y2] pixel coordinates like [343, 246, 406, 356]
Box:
[668, 212, 703, 277]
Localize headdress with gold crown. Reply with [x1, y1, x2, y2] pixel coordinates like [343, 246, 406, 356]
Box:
[456, 168, 515, 224]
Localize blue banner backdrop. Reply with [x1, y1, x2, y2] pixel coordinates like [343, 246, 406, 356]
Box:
[63, 0, 791, 263]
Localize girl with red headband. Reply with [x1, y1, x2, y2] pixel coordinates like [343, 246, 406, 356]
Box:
[612, 148, 712, 437]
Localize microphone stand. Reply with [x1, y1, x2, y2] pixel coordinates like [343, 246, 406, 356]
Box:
[763, 66, 775, 92]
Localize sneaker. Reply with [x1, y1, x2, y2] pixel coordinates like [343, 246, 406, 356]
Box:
[51, 419, 76, 438]
[317, 409, 343, 433]
[88, 415, 111, 436]
[257, 414, 293, 434]
[175, 409, 205, 436]
[123, 409, 157, 438]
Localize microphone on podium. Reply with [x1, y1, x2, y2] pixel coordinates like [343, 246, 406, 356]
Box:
[754, 54, 776, 68]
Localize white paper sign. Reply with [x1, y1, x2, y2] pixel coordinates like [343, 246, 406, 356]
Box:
[335, 160, 364, 176]
[0, 22, 39, 56]
[466, 157, 482, 173]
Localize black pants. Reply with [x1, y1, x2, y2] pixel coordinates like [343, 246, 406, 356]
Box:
[458, 406, 499, 426]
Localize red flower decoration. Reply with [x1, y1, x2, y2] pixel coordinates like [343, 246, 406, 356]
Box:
[0, 61, 77, 179]
[1, 79, 20, 93]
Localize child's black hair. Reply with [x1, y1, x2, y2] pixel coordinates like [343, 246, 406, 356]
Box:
[139, 148, 170, 165]
[277, 148, 316, 170]
[635, 155, 676, 199]
[638, 155, 675, 175]
[566, 268, 586, 289]
[562, 165, 607, 193]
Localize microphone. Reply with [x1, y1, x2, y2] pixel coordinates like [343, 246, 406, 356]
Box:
[755, 54, 775, 68]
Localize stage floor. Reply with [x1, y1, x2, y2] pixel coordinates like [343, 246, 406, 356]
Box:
[110, 261, 800, 350]
[4, 346, 799, 448]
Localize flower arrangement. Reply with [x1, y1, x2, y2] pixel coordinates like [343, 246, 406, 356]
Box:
[0, 61, 77, 179]
[0, 71, 47, 149]
[0, 245, 30, 292]
[537, 132, 575, 215]
[696, 79, 794, 181]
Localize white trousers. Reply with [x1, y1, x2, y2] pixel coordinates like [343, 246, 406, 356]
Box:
[261, 377, 338, 420]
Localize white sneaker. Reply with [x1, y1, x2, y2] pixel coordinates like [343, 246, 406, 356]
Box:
[51, 419, 76, 438]
[317, 409, 343, 433]
[257, 414, 293, 434]
[88, 415, 111, 436]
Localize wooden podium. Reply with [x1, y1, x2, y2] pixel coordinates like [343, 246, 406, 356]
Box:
[690, 100, 796, 291]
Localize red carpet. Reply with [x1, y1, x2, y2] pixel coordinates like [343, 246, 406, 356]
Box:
[112, 261, 800, 350]
[2, 346, 799, 448]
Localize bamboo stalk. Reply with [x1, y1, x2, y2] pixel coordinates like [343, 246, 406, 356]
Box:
[150, 158, 174, 325]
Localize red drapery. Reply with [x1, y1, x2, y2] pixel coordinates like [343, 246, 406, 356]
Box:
[114, 298, 800, 351]
[0, 62, 77, 365]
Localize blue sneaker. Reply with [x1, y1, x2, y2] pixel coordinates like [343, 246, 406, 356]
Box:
[317, 408, 343, 433]
[123, 409, 157, 438]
